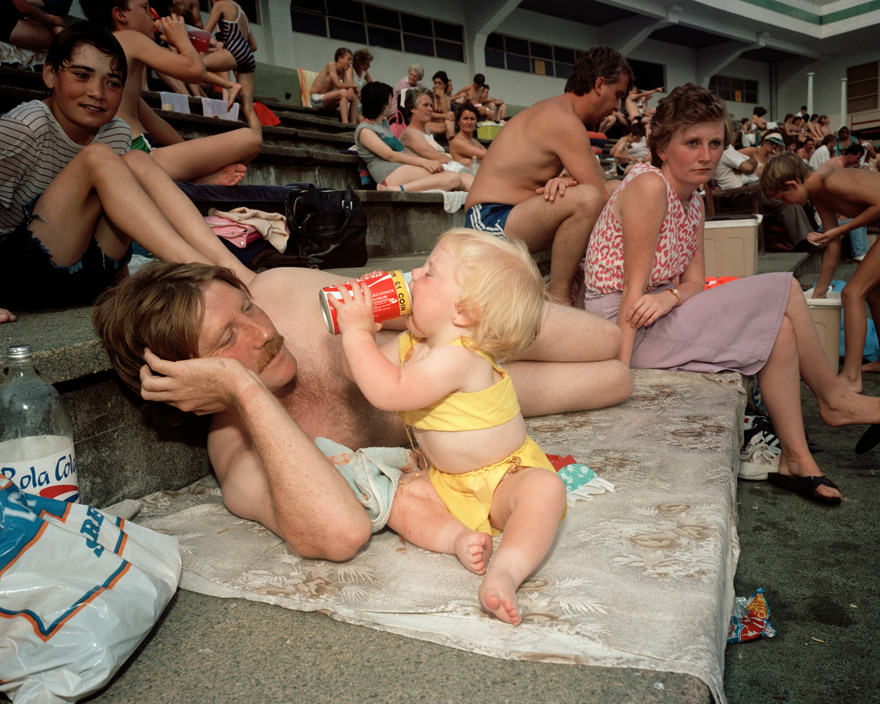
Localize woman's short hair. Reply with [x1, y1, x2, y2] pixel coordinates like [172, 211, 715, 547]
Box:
[760, 152, 811, 197]
[648, 83, 730, 167]
[408, 63, 424, 80]
[455, 102, 479, 125]
[353, 48, 372, 68]
[92, 262, 248, 395]
[753, 106, 767, 117]
[404, 86, 431, 112]
[564, 46, 633, 97]
[437, 229, 547, 363]
[360, 81, 393, 119]
[46, 21, 127, 86]
[432, 70, 449, 86]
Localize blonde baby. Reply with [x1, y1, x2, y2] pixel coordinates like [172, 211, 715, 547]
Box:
[329, 228, 566, 625]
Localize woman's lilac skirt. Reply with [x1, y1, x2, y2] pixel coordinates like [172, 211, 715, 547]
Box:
[584, 272, 793, 376]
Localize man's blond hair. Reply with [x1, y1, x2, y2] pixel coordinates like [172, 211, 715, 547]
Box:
[761, 152, 812, 197]
[92, 262, 247, 394]
[437, 229, 547, 363]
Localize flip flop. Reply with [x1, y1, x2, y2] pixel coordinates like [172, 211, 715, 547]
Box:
[855, 424, 880, 455]
[767, 472, 841, 506]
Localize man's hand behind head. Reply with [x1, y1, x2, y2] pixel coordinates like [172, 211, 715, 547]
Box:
[140, 347, 260, 415]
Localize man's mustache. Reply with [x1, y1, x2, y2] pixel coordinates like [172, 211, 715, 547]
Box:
[257, 335, 284, 372]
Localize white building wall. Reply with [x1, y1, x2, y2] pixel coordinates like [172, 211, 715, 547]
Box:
[777, 49, 878, 130]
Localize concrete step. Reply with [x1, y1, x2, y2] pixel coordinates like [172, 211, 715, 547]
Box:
[141, 101, 355, 150]
[141, 89, 356, 134]
[0, 84, 361, 189]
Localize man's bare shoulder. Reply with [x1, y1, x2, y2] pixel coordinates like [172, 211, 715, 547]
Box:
[250, 267, 342, 304]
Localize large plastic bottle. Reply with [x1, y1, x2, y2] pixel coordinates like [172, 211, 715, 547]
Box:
[0, 344, 79, 502]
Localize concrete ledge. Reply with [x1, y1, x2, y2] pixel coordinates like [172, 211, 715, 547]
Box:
[1, 311, 210, 506]
[356, 191, 466, 256]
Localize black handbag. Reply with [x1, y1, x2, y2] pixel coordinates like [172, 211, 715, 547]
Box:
[283, 186, 368, 269]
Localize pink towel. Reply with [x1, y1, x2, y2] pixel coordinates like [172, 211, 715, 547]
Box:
[204, 215, 261, 248]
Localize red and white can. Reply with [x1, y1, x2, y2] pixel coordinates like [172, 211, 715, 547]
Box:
[320, 270, 412, 334]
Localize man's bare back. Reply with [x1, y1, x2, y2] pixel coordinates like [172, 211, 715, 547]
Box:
[814, 168, 880, 220]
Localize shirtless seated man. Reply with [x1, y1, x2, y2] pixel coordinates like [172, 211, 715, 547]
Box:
[310, 47, 357, 124]
[464, 46, 632, 303]
[81, 0, 262, 186]
[93, 261, 633, 560]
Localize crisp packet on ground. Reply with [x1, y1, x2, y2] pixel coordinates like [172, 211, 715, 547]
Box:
[728, 587, 777, 643]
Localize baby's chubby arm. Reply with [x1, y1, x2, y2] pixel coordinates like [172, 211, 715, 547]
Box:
[329, 283, 469, 411]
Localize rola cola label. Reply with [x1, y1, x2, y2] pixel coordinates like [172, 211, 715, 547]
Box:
[0, 445, 79, 502]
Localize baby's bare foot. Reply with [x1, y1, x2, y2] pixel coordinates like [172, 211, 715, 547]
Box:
[478, 570, 521, 625]
[454, 530, 492, 575]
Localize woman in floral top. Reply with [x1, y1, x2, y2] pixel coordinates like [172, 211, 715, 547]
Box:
[582, 83, 880, 506]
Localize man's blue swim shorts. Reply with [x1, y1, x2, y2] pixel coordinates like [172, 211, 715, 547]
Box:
[464, 202, 513, 238]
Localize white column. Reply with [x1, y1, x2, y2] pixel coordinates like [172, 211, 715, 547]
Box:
[806, 72, 814, 114]
[840, 77, 848, 128]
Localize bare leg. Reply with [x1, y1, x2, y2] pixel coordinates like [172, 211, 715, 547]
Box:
[155, 71, 190, 96]
[204, 70, 242, 109]
[149, 127, 261, 185]
[203, 48, 237, 74]
[777, 277, 880, 429]
[812, 239, 841, 298]
[506, 300, 632, 413]
[480, 468, 566, 625]
[387, 472, 492, 575]
[319, 89, 356, 124]
[839, 243, 880, 392]
[9, 19, 55, 50]
[381, 166, 466, 193]
[505, 185, 604, 303]
[29, 144, 252, 282]
[121, 150, 255, 283]
[757, 315, 839, 499]
[236, 71, 261, 134]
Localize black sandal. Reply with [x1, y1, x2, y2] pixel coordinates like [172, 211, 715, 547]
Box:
[767, 472, 842, 506]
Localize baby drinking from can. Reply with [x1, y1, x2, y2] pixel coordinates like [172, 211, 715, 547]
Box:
[328, 229, 565, 625]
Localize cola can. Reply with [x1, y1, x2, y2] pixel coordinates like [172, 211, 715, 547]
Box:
[320, 270, 412, 334]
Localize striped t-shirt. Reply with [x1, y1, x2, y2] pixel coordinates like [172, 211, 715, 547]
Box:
[0, 100, 131, 235]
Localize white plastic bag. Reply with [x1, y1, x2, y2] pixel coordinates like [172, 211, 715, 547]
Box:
[0, 477, 180, 703]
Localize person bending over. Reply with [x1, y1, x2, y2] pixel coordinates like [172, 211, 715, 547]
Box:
[330, 230, 565, 625]
[464, 46, 633, 303]
[80, 0, 262, 186]
[0, 22, 253, 321]
[762, 152, 880, 400]
[91, 258, 633, 561]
